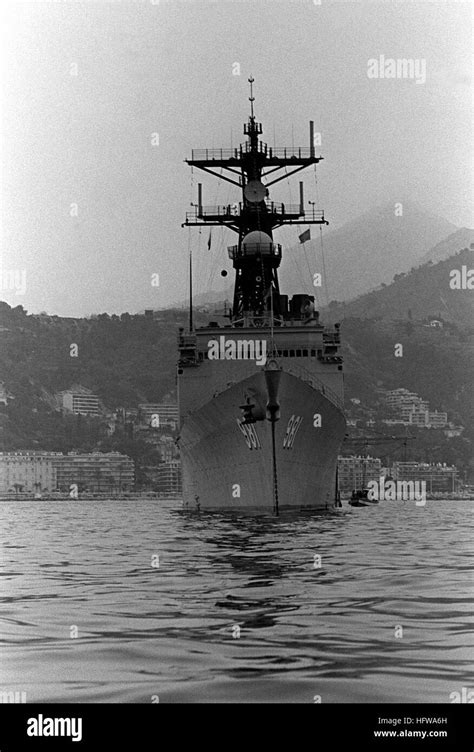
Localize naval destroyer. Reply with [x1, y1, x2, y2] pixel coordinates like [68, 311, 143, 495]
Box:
[177, 80, 346, 514]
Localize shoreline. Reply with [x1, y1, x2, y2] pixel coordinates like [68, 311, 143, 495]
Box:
[0, 493, 180, 502]
[0, 494, 473, 502]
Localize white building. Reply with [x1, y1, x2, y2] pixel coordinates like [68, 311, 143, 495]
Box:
[62, 386, 100, 416]
[157, 459, 182, 495]
[0, 452, 58, 494]
[391, 461, 459, 493]
[53, 452, 134, 492]
[427, 411, 448, 428]
[138, 403, 178, 429]
[338, 455, 382, 493]
[383, 388, 447, 428]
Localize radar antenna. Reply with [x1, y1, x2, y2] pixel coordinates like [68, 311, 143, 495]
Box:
[248, 76, 255, 119]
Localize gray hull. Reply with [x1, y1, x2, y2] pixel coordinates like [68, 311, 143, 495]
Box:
[180, 370, 346, 513]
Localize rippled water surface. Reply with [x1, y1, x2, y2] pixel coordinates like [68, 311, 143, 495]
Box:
[0, 499, 472, 703]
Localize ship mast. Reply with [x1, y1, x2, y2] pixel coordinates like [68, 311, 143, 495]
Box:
[183, 78, 328, 324]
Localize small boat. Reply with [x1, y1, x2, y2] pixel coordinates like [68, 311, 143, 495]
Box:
[349, 488, 378, 507]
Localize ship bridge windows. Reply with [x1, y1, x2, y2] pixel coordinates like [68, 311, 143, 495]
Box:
[199, 347, 317, 359]
[273, 349, 315, 357]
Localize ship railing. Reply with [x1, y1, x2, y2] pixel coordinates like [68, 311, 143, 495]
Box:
[323, 332, 341, 345]
[185, 202, 304, 221]
[189, 145, 317, 162]
[231, 315, 285, 327]
[323, 330, 340, 339]
[178, 333, 197, 348]
[227, 243, 282, 260]
[248, 201, 303, 215]
[190, 148, 240, 161]
[185, 205, 238, 221]
[298, 208, 326, 223]
[283, 362, 345, 413]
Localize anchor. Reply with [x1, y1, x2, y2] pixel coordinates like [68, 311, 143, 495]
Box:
[239, 387, 266, 424]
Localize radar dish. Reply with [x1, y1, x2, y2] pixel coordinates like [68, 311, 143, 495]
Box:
[244, 180, 266, 203]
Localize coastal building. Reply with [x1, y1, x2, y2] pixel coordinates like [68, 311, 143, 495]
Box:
[138, 403, 178, 430]
[406, 409, 448, 428]
[157, 459, 182, 495]
[406, 406, 430, 427]
[0, 452, 58, 494]
[61, 386, 100, 416]
[53, 452, 134, 493]
[0, 451, 135, 494]
[382, 388, 447, 428]
[337, 455, 382, 493]
[140, 464, 163, 487]
[444, 425, 464, 438]
[427, 411, 448, 428]
[391, 461, 459, 493]
[384, 388, 427, 414]
[158, 435, 178, 462]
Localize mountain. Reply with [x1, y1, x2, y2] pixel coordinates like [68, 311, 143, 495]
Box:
[322, 247, 474, 327]
[419, 228, 474, 265]
[278, 201, 458, 303]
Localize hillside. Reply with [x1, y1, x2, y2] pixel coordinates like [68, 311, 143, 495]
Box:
[341, 317, 473, 422]
[0, 279, 472, 478]
[322, 247, 474, 327]
[0, 305, 197, 456]
[420, 228, 474, 265]
[278, 201, 458, 303]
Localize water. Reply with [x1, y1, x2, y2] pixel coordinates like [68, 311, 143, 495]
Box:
[0, 499, 472, 703]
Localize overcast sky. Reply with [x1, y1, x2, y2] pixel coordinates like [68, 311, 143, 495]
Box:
[0, 0, 472, 316]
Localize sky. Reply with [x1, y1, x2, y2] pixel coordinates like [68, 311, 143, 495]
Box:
[0, 0, 472, 316]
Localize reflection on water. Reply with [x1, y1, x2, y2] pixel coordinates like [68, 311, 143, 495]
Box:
[0, 499, 472, 703]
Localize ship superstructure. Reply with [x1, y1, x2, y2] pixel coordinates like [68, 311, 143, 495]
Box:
[178, 79, 346, 513]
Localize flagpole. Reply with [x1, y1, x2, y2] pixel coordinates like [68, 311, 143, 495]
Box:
[189, 245, 193, 332]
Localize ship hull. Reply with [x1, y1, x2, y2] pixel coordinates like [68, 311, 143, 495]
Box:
[180, 370, 346, 513]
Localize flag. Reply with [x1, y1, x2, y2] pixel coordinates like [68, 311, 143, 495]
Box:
[299, 228, 311, 244]
[207, 230, 212, 250]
